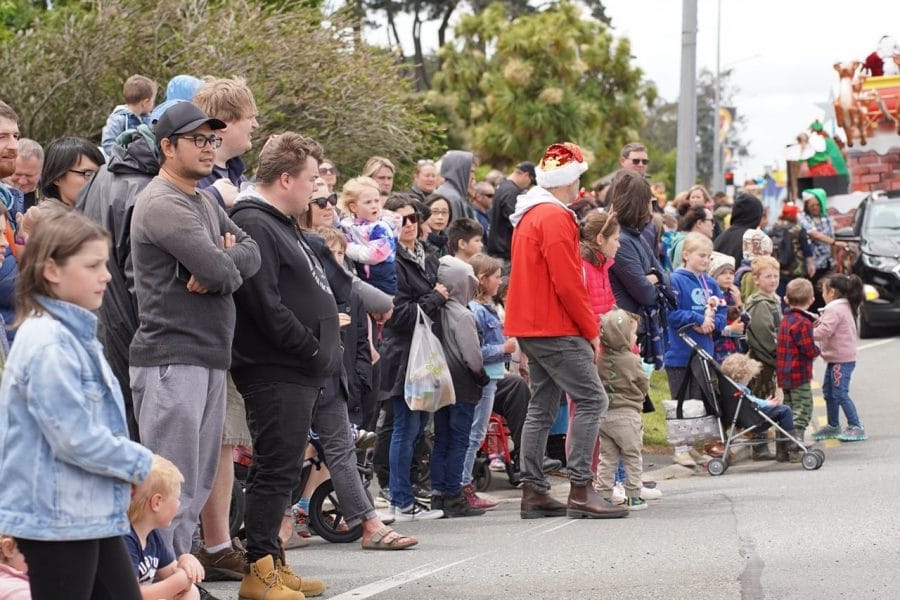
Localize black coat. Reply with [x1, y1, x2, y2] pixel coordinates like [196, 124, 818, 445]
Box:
[714, 194, 764, 267]
[487, 179, 520, 259]
[379, 242, 446, 400]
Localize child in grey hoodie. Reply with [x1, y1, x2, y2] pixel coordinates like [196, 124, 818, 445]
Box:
[431, 255, 490, 518]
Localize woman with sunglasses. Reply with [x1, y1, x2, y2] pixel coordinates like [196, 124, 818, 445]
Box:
[319, 158, 339, 194]
[408, 159, 437, 202]
[40, 137, 105, 208]
[304, 177, 340, 230]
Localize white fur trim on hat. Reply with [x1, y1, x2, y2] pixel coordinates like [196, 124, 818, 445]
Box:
[536, 161, 588, 189]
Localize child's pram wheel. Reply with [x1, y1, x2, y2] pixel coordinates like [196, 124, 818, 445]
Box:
[810, 448, 825, 468]
[707, 457, 727, 476]
[473, 457, 492, 492]
[800, 451, 821, 471]
[308, 479, 363, 543]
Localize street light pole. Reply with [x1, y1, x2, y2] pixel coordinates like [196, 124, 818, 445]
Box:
[712, 0, 722, 192]
[676, 0, 698, 194]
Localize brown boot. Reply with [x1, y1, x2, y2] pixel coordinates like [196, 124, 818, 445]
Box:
[566, 483, 629, 519]
[238, 555, 303, 600]
[520, 483, 567, 519]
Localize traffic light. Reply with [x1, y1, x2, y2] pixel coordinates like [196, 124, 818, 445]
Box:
[724, 171, 734, 186]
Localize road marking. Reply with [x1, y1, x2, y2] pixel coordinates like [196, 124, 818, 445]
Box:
[813, 397, 825, 407]
[328, 556, 484, 600]
[857, 337, 899, 352]
[811, 380, 822, 390]
[533, 518, 576, 536]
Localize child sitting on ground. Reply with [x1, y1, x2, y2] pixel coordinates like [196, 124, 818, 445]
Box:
[101, 74, 157, 155]
[125, 455, 204, 600]
[776, 278, 820, 449]
[339, 176, 401, 295]
[721, 354, 799, 462]
[595, 309, 652, 510]
[0, 535, 29, 599]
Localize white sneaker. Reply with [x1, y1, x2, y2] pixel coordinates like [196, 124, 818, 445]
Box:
[611, 483, 626, 505]
[640, 486, 663, 500]
[673, 451, 697, 468]
[393, 502, 444, 522]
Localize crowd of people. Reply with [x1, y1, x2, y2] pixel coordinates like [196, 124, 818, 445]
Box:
[0, 72, 869, 600]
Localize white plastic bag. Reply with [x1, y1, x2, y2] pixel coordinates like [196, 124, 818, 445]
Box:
[404, 307, 455, 412]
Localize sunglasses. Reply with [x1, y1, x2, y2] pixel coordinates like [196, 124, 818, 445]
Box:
[312, 194, 338, 209]
[416, 159, 434, 166]
[402, 213, 420, 226]
[319, 166, 336, 175]
[630, 158, 650, 166]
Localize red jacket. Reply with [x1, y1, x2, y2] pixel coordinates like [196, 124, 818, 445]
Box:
[582, 253, 615, 317]
[504, 196, 598, 340]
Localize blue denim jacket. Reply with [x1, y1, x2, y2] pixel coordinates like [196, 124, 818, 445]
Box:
[469, 300, 509, 379]
[0, 296, 152, 540]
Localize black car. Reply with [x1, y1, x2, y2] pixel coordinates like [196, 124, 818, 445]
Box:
[835, 190, 900, 338]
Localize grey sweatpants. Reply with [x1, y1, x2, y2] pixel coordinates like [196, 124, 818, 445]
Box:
[131, 364, 226, 555]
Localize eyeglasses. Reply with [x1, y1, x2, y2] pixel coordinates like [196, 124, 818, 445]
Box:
[630, 158, 650, 166]
[430, 209, 450, 217]
[312, 194, 338, 209]
[484, 193, 494, 198]
[402, 213, 420, 226]
[319, 166, 336, 175]
[68, 168, 96, 179]
[174, 134, 223, 149]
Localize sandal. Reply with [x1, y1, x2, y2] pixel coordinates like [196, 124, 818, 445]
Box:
[361, 526, 418, 550]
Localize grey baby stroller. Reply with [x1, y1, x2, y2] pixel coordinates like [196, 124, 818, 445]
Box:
[675, 327, 825, 476]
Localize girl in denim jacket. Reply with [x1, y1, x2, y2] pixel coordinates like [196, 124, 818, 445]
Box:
[462, 255, 515, 509]
[0, 209, 152, 600]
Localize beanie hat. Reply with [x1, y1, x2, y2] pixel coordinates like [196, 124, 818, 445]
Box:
[742, 228, 773, 261]
[535, 143, 588, 189]
[708, 251, 735, 279]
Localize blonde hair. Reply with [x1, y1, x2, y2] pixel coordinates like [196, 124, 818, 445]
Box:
[681, 231, 713, 257]
[721, 353, 762, 384]
[751, 255, 780, 277]
[362, 156, 395, 178]
[468, 253, 503, 302]
[339, 176, 380, 214]
[193, 76, 257, 123]
[785, 278, 814, 306]
[128, 455, 184, 523]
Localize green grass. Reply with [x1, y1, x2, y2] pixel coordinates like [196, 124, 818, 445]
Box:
[641, 370, 671, 449]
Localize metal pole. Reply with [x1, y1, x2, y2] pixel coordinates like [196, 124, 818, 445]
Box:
[676, 0, 698, 193]
[712, 0, 722, 192]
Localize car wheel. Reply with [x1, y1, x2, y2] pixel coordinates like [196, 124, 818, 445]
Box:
[858, 306, 876, 339]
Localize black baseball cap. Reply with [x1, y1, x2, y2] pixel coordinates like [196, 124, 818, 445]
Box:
[515, 161, 536, 185]
[154, 102, 226, 146]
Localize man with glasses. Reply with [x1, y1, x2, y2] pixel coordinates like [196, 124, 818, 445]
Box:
[619, 142, 650, 177]
[470, 180, 494, 247]
[129, 102, 261, 560]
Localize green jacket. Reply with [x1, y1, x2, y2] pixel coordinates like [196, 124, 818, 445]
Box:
[745, 292, 781, 368]
[598, 309, 649, 411]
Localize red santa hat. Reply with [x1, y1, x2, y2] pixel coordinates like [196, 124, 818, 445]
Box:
[535, 142, 589, 189]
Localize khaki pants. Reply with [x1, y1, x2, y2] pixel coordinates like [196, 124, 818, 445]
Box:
[595, 408, 643, 498]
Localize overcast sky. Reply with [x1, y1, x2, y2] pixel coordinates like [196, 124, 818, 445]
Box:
[367, 1, 899, 186]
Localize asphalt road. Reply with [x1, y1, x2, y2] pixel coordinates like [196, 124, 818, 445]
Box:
[205, 335, 900, 600]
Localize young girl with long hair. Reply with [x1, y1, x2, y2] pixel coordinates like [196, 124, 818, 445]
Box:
[811, 274, 867, 442]
[0, 209, 153, 600]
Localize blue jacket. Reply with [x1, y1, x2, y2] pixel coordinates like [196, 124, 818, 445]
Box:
[664, 268, 727, 368]
[102, 105, 150, 155]
[0, 297, 152, 541]
[609, 226, 670, 315]
[470, 300, 509, 378]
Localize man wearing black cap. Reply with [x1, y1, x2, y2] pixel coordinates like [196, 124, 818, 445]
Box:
[129, 102, 261, 557]
[487, 161, 535, 266]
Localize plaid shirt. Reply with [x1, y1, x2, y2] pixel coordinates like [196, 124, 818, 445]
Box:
[776, 308, 820, 389]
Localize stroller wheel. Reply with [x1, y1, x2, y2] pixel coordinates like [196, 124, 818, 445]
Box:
[810, 449, 825, 469]
[800, 452, 820, 471]
[473, 460, 492, 492]
[707, 457, 727, 476]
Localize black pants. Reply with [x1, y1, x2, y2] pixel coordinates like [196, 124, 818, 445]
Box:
[492, 374, 529, 466]
[374, 398, 394, 488]
[17, 536, 141, 600]
[241, 381, 320, 564]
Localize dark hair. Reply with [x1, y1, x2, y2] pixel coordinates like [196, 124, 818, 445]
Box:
[384, 193, 417, 213]
[447, 218, 483, 255]
[679, 205, 708, 232]
[580, 210, 619, 266]
[256, 132, 323, 185]
[607, 169, 652, 229]
[821, 273, 864, 322]
[41, 137, 105, 203]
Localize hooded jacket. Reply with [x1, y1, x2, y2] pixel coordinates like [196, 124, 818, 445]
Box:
[714, 194, 764, 267]
[598, 309, 649, 411]
[101, 105, 148, 155]
[76, 130, 160, 438]
[433, 151, 474, 222]
[664, 268, 727, 368]
[438, 256, 488, 404]
[228, 194, 342, 388]
[745, 291, 781, 367]
[504, 186, 598, 340]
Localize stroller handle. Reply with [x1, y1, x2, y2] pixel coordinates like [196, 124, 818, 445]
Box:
[677, 324, 700, 346]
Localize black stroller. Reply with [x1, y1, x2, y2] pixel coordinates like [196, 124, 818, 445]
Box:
[676, 327, 825, 476]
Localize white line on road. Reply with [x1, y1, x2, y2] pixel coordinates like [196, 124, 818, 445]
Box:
[328, 555, 486, 600]
[857, 337, 898, 352]
[533, 518, 576, 536]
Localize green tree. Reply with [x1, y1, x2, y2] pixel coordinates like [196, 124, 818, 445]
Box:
[431, 1, 651, 177]
[0, 0, 444, 176]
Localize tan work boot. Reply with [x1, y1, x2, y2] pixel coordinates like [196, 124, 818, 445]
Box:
[238, 554, 304, 600]
[278, 560, 325, 597]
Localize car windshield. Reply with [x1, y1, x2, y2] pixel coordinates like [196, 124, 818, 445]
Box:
[867, 201, 900, 231]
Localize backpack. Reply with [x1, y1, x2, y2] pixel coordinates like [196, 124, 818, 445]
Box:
[769, 222, 804, 276]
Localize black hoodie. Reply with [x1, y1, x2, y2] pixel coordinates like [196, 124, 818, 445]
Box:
[714, 193, 764, 267]
[229, 195, 342, 388]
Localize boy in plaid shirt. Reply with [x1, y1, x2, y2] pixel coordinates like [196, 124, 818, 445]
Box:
[776, 278, 820, 452]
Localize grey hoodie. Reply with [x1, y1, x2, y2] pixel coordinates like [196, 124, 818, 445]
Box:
[433, 150, 474, 222]
[438, 255, 488, 404]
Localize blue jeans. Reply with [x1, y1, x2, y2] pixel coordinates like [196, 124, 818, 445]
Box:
[461, 380, 498, 486]
[823, 362, 861, 428]
[761, 404, 794, 431]
[430, 402, 476, 497]
[388, 396, 429, 508]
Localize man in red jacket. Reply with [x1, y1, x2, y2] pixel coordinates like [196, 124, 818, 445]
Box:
[505, 142, 628, 520]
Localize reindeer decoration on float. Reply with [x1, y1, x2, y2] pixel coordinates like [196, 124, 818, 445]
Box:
[833, 61, 868, 147]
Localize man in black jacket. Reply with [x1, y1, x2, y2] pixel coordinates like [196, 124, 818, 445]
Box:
[228, 132, 334, 600]
[486, 161, 534, 265]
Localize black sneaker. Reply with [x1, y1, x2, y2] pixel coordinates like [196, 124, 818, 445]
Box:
[442, 494, 486, 518]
